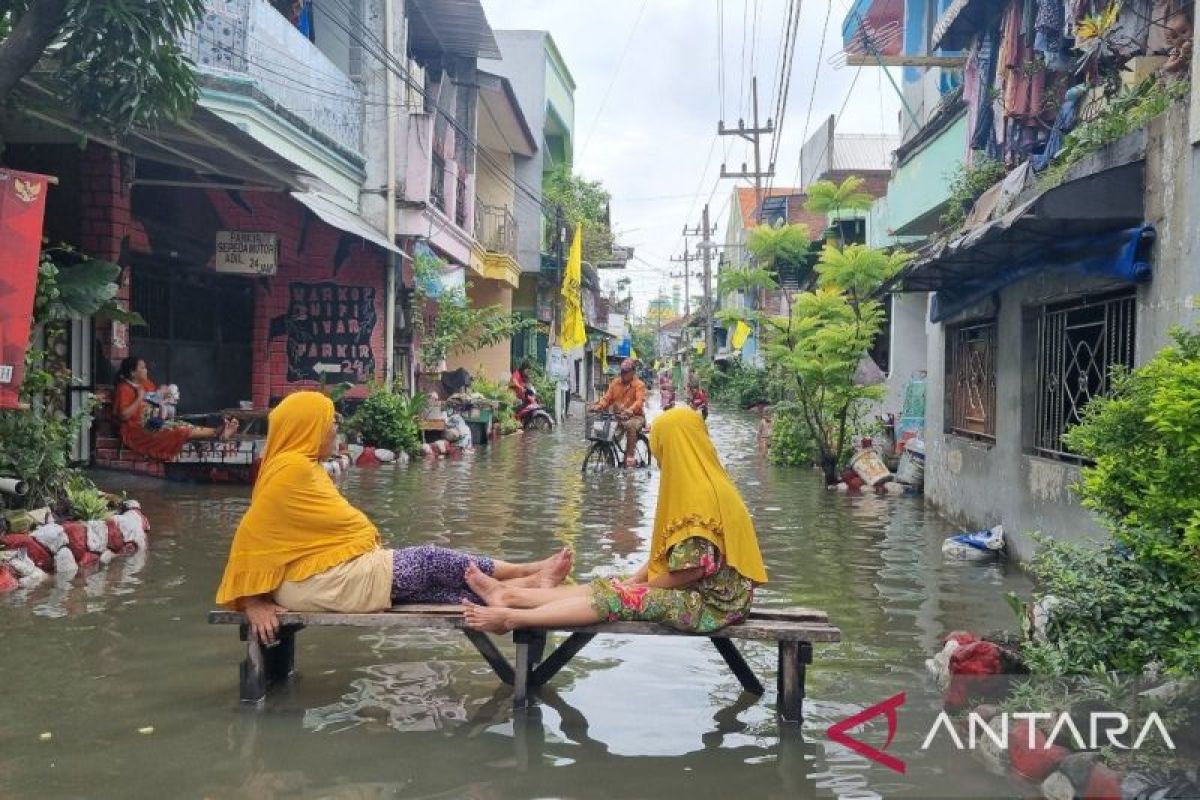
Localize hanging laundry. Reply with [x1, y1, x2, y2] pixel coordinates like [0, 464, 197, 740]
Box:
[1035, 0, 1065, 57]
[1032, 84, 1087, 171]
[970, 30, 1000, 153]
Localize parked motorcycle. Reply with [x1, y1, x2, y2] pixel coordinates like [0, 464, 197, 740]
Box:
[516, 386, 555, 431]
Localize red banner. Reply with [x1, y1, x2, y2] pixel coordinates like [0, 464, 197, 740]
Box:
[0, 169, 52, 410]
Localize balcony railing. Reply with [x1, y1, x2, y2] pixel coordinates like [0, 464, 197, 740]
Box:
[182, 0, 364, 156]
[474, 203, 519, 259]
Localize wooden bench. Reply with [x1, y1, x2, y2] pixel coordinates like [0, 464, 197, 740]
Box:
[208, 605, 840, 722]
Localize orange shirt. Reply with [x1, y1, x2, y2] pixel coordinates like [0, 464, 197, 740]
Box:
[596, 376, 647, 416]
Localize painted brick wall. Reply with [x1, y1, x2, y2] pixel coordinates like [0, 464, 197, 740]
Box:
[205, 191, 388, 406]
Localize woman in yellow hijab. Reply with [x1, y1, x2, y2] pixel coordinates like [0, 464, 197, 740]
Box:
[462, 407, 766, 634]
[216, 391, 572, 646]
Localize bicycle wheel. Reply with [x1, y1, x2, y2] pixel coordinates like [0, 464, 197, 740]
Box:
[633, 435, 652, 468]
[582, 441, 616, 474]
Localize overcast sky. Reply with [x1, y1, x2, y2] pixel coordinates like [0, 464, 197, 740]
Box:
[479, 0, 902, 317]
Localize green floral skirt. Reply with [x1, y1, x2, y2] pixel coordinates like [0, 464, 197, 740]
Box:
[589, 575, 752, 634]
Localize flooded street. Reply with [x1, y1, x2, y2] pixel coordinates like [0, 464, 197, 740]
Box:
[1, 409, 1031, 799]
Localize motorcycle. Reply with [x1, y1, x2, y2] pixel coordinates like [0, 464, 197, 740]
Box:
[516, 386, 555, 431]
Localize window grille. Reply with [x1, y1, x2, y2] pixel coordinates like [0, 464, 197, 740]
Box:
[1034, 290, 1136, 460]
[947, 321, 997, 440]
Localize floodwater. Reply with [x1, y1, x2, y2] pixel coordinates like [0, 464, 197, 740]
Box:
[1, 405, 1031, 799]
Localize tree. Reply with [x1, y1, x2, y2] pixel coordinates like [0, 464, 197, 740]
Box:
[762, 244, 911, 483]
[0, 0, 204, 132]
[542, 165, 616, 265]
[803, 175, 875, 223]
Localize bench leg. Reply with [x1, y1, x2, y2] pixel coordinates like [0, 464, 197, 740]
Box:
[513, 630, 547, 709]
[239, 625, 266, 706]
[265, 624, 302, 686]
[530, 632, 595, 687]
[462, 629, 515, 685]
[710, 637, 765, 696]
[777, 641, 813, 723]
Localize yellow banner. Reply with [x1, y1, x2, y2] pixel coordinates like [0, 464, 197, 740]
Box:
[559, 223, 587, 351]
[731, 320, 752, 349]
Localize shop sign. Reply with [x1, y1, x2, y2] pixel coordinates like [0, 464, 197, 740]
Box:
[215, 231, 278, 275]
[282, 282, 376, 383]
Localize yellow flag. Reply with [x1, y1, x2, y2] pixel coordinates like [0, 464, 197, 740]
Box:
[731, 320, 752, 349]
[597, 337, 608, 365]
[631, 347, 639, 360]
[558, 224, 587, 351]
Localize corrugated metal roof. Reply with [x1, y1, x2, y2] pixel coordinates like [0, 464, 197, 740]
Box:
[408, 0, 501, 59]
[830, 134, 899, 172]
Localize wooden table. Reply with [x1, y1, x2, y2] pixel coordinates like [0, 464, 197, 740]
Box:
[209, 604, 840, 722]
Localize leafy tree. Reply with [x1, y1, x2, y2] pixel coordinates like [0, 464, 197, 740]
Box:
[410, 249, 535, 371]
[345, 384, 427, 456]
[804, 176, 874, 224]
[0, 0, 204, 132]
[542, 165, 616, 265]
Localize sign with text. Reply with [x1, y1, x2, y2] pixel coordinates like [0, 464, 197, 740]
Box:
[284, 282, 377, 383]
[0, 169, 52, 409]
[215, 231, 278, 275]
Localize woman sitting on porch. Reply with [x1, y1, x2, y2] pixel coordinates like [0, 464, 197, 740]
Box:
[216, 391, 573, 647]
[461, 406, 768, 635]
[113, 356, 238, 461]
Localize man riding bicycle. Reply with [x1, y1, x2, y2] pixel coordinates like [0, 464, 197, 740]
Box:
[590, 357, 647, 467]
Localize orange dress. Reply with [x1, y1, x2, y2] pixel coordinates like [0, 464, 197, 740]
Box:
[114, 380, 193, 461]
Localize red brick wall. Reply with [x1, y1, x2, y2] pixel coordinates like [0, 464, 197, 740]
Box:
[80, 144, 132, 364]
[205, 191, 388, 406]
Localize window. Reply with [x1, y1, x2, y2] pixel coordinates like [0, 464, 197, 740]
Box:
[759, 196, 787, 225]
[947, 320, 997, 441]
[1034, 290, 1136, 460]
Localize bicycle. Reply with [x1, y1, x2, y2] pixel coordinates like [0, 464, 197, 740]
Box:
[582, 412, 651, 474]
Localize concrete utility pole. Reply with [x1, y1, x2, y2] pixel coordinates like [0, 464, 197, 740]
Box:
[669, 244, 701, 315]
[719, 76, 776, 221]
[684, 206, 718, 363]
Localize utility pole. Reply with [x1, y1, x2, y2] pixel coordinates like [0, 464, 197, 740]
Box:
[684, 206, 718, 363]
[719, 76, 776, 222]
[669, 245, 701, 315]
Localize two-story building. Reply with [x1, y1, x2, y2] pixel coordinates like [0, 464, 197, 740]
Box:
[846, 0, 1199, 556]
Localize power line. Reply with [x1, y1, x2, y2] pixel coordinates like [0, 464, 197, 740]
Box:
[578, 0, 649, 161]
[794, 0, 835, 189]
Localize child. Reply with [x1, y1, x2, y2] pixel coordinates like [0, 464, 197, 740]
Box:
[462, 407, 767, 634]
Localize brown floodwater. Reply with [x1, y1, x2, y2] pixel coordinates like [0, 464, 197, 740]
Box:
[1, 406, 1030, 799]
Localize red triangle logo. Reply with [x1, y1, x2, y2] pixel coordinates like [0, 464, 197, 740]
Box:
[826, 692, 907, 774]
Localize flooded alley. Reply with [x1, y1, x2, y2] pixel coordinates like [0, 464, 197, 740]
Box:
[2, 410, 1030, 799]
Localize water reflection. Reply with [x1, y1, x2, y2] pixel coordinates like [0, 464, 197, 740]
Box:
[0, 407, 1029, 798]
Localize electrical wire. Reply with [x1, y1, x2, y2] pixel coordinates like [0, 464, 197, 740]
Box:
[794, 0, 835, 189]
[578, 0, 649, 161]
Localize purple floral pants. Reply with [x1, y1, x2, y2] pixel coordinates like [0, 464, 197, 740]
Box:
[391, 544, 495, 604]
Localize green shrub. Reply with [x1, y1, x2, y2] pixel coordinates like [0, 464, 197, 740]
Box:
[1021, 535, 1200, 676]
[706, 361, 768, 408]
[346, 385, 426, 455]
[65, 475, 110, 521]
[471, 374, 519, 435]
[768, 405, 817, 467]
[1062, 327, 1200, 574]
[939, 156, 1007, 231]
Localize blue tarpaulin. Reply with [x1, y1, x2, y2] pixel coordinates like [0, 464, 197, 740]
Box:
[930, 225, 1155, 323]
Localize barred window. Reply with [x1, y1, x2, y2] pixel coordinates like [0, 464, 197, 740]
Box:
[947, 321, 997, 441]
[1034, 290, 1136, 460]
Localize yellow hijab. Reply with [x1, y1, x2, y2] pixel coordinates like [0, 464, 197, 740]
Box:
[647, 407, 768, 584]
[215, 391, 380, 608]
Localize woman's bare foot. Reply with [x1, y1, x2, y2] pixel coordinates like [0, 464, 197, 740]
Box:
[464, 562, 508, 605]
[219, 416, 240, 440]
[461, 600, 516, 633]
[535, 548, 574, 588]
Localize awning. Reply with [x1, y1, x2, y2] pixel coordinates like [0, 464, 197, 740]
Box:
[930, 225, 1155, 322]
[931, 0, 1003, 52]
[886, 126, 1150, 320]
[290, 192, 402, 255]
